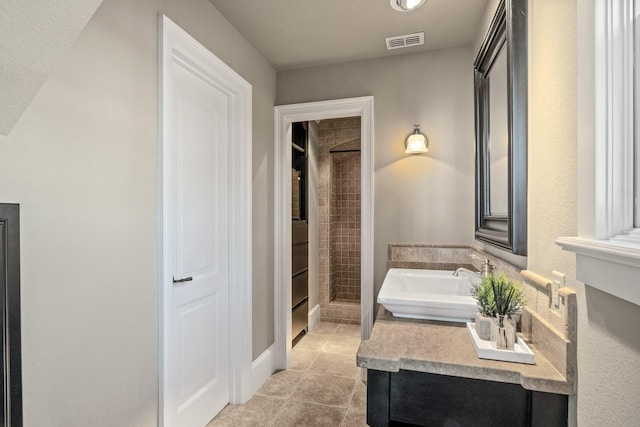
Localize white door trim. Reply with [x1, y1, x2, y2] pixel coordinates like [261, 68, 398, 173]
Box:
[159, 15, 253, 425]
[273, 96, 375, 369]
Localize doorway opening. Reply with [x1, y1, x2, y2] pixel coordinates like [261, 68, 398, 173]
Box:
[274, 96, 374, 369]
[318, 118, 362, 324]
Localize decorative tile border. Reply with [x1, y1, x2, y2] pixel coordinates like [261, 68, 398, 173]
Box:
[388, 243, 473, 271]
[320, 300, 360, 325]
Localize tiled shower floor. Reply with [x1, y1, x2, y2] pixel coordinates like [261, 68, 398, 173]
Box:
[207, 322, 367, 426]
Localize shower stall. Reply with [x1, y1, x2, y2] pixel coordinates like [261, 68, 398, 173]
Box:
[317, 117, 361, 324]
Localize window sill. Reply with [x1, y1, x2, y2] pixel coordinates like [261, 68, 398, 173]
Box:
[556, 236, 640, 306]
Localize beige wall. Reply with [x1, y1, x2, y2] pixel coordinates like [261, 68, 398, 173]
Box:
[528, 1, 640, 426]
[0, 0, 275, 424]
[528, 2, 580, 408]
[277, 46, 476, 299]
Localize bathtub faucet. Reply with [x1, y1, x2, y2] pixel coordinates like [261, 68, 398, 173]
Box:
[469, 254, 495, 279]
[453, 267, 481, 279]
[480, 260, 494, 278]
[453, 256, 495, 280]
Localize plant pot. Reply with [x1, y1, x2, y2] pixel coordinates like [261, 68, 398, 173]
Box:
[490, 315, 517, 349]
[496, 320, 516, 350]
[475, 312, 492, 341]
[490, 316, 498, 342]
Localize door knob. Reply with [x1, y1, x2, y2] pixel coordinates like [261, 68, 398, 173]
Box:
[173, 276, 193, 284]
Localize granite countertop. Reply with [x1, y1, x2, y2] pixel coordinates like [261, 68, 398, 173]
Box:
[356, 309, 572, 395]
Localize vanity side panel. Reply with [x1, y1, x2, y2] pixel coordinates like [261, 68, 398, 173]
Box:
[531, 391, 568, 426]
[366, 370, 390, 427]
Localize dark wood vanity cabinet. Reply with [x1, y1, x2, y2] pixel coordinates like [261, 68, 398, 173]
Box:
[367, 369, 568, 427]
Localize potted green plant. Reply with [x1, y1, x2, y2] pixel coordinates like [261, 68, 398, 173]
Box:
[470, 278, 496, 340]
[492, 273, 525, 349]
[471, 273, 525, 347]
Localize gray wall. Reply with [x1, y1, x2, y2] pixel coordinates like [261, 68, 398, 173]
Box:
[277, 46, 476, 303]
[0, 0, 275, 424]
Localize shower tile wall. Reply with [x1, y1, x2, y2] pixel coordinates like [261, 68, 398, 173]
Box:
[317, 117, 361, 324]
[332, 154, 361, 301]
[329, 154, 338, 300]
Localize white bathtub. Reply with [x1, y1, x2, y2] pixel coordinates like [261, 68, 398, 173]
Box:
[377, 268, 480, 322]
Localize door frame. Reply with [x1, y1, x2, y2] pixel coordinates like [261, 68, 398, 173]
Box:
[273, 96, 375, 369]
[158, 15, 253, 425]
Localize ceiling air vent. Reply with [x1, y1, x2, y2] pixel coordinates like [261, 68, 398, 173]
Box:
[385, 32, 424, 50]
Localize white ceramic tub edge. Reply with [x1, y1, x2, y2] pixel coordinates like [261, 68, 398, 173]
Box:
[378, 268, 480, 323]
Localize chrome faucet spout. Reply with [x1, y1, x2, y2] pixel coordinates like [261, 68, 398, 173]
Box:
[453, 267, 481, 279]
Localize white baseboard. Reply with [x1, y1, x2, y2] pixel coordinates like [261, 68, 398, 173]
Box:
[252, 305, 320, 395]
[251, 344, 275, 395]
[308, 304, 321, 331]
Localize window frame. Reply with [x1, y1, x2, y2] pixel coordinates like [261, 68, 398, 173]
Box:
[635, 0, 640, 228]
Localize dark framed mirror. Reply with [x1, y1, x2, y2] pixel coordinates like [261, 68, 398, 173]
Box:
[1, 203, 22, 426]
[474, 0, 527, 256]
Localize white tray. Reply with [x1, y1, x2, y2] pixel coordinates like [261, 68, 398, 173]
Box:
[466, 322, 535, 365]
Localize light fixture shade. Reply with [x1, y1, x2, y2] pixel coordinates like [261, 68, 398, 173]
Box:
[390, 0, 427, 12]
[404, 125, 429, 154]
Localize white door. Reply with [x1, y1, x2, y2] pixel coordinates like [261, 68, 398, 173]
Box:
[168, 53, 230, 426]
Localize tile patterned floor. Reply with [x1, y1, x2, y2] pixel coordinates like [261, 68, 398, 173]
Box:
[207, 322, 367, 427]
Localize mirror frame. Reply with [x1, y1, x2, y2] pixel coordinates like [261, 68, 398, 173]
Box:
[474, 0, 528, 256]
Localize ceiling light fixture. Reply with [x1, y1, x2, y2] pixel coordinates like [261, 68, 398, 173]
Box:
[390, 0, 427, 12]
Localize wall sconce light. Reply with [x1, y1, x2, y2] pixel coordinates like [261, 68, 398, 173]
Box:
[404, 125, 429, 154]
